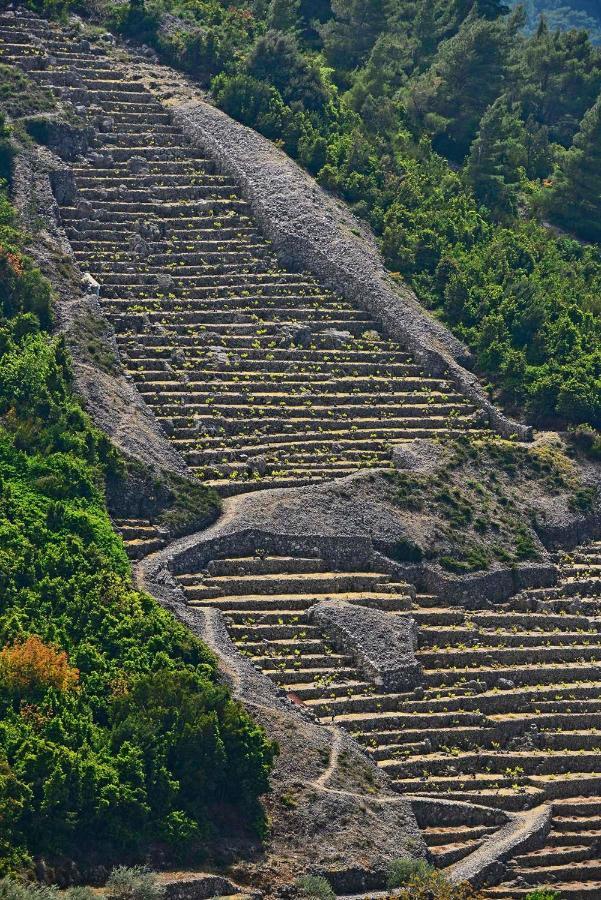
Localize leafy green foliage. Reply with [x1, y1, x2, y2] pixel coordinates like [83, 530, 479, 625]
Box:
[106, 867, 165, 900]
[517, 21, 601, 146]
[407, 15, 515, 160]
[545, 94, 601, 240]
[295, 875, 335, 900]
[0, 191, 276, 873]
[386, 862, 478, 898]
[110, 0, 262, 86]
[387, 858, 436, 888]
[569, 423, 601, 459]
[465, 95, 526, 219]
[0, 65, 55, 121]
[523, 890, 561, 900]
[319, 0, 386, 74]
[0, 878, 94, 900]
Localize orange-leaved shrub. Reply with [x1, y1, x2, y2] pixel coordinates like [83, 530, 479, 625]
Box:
[0, 635, 79, 697]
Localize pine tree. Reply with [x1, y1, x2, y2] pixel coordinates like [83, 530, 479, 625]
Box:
[466, 95, 526, 218]
[546, 94, 601, 242]
[414, 0, 439, 59]
[407, 16, 513, 160]
[517, 23, 601, 146]
[452, 0, 509, 20]
[319, 0, 387, 72]
[523, 115, 553, 179]
[268, 0, 302, 34]
[248, 30, 328, 111]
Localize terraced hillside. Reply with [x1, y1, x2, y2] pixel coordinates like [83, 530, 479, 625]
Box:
[0, 11, 487, 497]
[2, 9, 601, 898]
[171, 544, 601, 896]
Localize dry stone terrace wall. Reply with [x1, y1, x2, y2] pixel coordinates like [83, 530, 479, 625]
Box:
[143, 525, 601, 896]
[2, 9, 601, 896]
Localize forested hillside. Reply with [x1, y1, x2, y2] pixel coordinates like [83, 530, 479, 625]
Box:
[0, 116, 275, 874]
[510, 0, 601, 42]
[107, 0, 601, 429]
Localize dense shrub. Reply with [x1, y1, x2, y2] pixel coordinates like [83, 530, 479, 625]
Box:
[524, 891, 561, 900]
[386, 858, 436, 889]
[386, 862, 478, 899]
[106, 867, 165, 900]
[295, 875, 335, 900]
[569, 423, 601, 459]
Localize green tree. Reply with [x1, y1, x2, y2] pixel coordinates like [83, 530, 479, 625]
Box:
[347, 32, 415, 113]
[267, 0, 302, 33]
[407, 16, 514, 159]
[319, 0, 387, 74]
[247, 29, 328, 111]
[452, 0, 510, 20]
[516, 21, 601, 145]
[466, 95, 526, 218]
[546, 93, 601, 240]
[522, 115, 554, 178]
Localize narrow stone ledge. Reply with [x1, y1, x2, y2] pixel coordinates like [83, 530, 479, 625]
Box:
[446, 803, 552, 889]
[156, 873, 257, 900]
[307, 599, 422, 691]
[409, 797, 509, 830]
[11, 147, 189, 477]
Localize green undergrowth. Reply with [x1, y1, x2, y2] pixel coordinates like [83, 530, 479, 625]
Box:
[0, 866, 165, 900]
[68, 308, 120, 374]
[0, 177, 275, 874]
[383, 434, 597, 573]
[0, 66, 55, 121]
[157, 470, 220, 535]
[384, 860, 479, 899]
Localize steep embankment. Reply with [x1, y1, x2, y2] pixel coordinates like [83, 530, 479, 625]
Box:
[1, 9, 601, 897]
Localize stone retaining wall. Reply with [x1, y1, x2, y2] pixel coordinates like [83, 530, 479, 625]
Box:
[410, 797, 509, 829]
[155, 513, 559, 608]
[447, 803, 552, 889]
[11, 144, 188, 476]
[308, 600, 421, 691]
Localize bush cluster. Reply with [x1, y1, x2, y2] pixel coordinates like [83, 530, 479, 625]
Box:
[386, 858, 478, 898]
